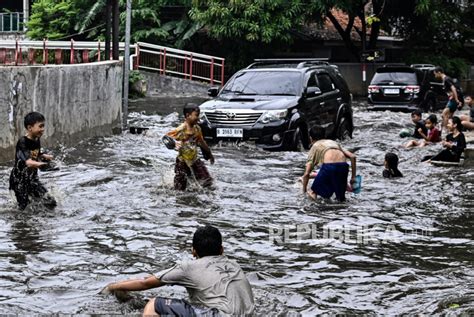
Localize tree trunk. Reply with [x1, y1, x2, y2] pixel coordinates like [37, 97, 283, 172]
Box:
[326, 10, 361, 61]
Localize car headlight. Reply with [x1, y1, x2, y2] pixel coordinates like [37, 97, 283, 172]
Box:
[199, 111, 208, 123]
[258, 110, 288, 124]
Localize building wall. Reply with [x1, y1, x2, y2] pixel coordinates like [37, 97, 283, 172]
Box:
[0, 61, 123, 162]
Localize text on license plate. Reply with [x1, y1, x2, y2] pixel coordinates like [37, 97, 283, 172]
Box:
[216, 128, 243, 138]
[384, 88, 399, 94]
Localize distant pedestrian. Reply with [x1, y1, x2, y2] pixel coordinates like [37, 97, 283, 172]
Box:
[9, 112, 57, 210]
[433, 66, 462, 130]
[302, 127, 356, 202]
[383, 152, 403, 178]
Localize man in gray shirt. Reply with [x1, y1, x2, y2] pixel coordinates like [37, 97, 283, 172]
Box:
[102, 225, 254, 316]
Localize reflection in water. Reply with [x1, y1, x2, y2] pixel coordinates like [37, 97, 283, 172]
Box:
[0, 99, 473, 314]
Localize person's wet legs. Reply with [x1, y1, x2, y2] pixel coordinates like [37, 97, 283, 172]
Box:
[174, 159, 190, 190]
[191, 159, 212, 187]
[143, 298, 159, 317]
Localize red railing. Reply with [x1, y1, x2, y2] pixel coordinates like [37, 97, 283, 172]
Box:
[136, 42, 225, 86]
[0, 40, 225, 86]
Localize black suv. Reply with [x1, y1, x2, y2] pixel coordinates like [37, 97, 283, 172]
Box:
[198, 59, 353, 151]
[367, 64, 447, 112]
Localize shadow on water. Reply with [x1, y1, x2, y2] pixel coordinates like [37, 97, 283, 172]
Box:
[0, 98, 473, 314]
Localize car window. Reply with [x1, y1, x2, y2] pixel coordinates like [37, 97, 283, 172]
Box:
[307, 73, 317, 88]
[317, 73, 335, 93]
[222, 71, 301, 95]
[371, 72, 418, 85]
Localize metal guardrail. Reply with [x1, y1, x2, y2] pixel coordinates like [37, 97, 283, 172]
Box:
[0, 12, 24, 32]
[137, 42, 225, 85]
[0, 39, 226, 85]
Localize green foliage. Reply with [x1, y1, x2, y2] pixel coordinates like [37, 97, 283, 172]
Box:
[189, 0, 305, 43]
[27, 0, 78, 39]
[129, 70, 144, 85]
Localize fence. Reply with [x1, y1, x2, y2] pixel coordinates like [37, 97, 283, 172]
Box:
[0, 39, 131, 65]
[136, 42, 225, 86]
[0, 12, 24, 32]
[0, 39, 226, 86]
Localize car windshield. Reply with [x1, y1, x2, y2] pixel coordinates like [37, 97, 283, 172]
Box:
[222, 71, 301, 96]
[371, 72, 418, 85]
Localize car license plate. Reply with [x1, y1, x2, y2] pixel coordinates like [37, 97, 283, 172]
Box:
[216, 128, 243, 138]
[384, 88, 399, 94]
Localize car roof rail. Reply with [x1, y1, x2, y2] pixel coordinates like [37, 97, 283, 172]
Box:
[410, 64, 435, 69]
[247, 58, 329, 69]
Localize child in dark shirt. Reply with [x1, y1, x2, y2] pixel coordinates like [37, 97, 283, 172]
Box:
[9, 112, 57, 210]
[410, 110, 427, 139]
[405, 114, 441, 148]
[383, 152, 403, 178]
[422, 116, 466, 163]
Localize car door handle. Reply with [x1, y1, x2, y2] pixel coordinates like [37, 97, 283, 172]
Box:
[320, 102, 325, 106]
[337, 97, 342, 102]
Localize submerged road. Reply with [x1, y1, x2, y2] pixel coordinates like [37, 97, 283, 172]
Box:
[0, 98, 473, 314]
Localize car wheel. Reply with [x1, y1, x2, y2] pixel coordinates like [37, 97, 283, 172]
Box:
[336, 117, 351, 140]
[292, 127, 304, 152]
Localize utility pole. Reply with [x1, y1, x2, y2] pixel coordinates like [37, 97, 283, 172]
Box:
[105, 0, 112, 60]
[122, 0, 132, 131]
[112, 0, 119, 60]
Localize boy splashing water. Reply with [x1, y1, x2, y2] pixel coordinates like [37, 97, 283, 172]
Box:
[167, 103, 215, 190]
[9, 112, 57, 210]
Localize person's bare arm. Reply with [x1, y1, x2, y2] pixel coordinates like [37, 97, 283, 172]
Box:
[199, 139, 215, 164]
[106, 275, 164, 293]
[342, 149, 356, 182]
[302, 162, 313, 194]
[450, 85, 459, 104]
[25, 159, 47, 169]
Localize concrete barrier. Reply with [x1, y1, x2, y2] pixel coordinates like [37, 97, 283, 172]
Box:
[0, 61, 123, 162]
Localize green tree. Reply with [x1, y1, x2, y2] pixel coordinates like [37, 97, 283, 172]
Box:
[27, 0, 79, 39]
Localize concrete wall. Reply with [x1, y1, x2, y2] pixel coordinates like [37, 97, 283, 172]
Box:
[0, 61, 123, 162]
[141, 71, 210, 98]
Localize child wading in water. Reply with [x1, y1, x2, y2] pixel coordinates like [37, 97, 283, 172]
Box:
[9, 112, 57, 210]
[167, 103, 215, 190]
[383, 152, 403, 178]
[422, 116, 466, 163]
[405, 114, 441, 148]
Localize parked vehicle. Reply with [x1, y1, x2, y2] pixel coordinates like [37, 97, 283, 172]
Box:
[368, 64, 447, 112]
[198, 59, 353, 151]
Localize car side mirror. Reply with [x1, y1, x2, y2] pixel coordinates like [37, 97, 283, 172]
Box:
[306, 87, 322, 98]
[208, 87, 219, 97]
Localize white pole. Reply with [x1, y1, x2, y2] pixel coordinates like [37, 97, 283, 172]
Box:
[122, 0, 132, 131]
[23, 0, 29, 32]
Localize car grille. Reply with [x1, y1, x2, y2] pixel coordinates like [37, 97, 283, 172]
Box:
[204, 111, 263, 126]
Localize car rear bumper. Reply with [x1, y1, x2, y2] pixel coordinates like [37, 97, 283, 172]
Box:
[367, 101, 421, 112]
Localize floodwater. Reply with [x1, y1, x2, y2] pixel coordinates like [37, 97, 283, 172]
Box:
[0, 98, 473, 315]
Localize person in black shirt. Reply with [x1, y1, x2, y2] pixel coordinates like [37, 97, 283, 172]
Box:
[9, 112, 57, 210]
[421, 116, 466, 163]
[410, 110, 427, 139]
[433, 66, 462, 130]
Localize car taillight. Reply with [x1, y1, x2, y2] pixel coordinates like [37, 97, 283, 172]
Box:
[404, 85, 420, 94]
[368, 85, 380, 93]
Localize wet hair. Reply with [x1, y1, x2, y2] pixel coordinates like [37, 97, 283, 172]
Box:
[450, 116, 463, 131]
[426, 114, 438, 124]
[192, 225, 222, 257]
[309, 127, 325, 140]
[24, 111, 45, 129]
[384, 152, 403, 178]
[183, 103, 200, 118]
[433, 66, 444, 74]
[411, 110, 422, 118]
